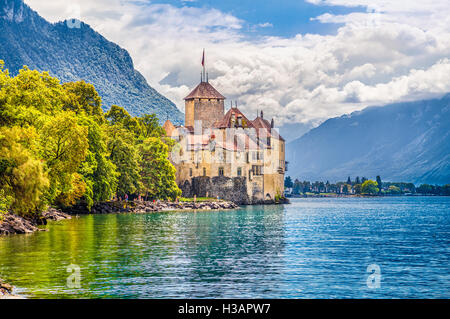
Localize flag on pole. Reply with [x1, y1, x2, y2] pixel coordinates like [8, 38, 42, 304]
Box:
[202, 49, 205, 67]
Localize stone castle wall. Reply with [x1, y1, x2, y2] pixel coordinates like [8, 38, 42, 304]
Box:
[180, 176, 251, 204]
[194, 99, 224, 128]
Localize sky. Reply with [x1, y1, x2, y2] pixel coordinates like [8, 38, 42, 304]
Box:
[24, 0, 450, 140]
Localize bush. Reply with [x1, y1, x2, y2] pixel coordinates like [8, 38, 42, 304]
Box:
[361, 180, 379, 195]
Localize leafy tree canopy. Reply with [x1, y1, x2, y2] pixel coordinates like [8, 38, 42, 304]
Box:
[0, 63, 179, 217]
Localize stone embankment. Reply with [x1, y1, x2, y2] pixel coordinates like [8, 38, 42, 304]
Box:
[74, 200, 239, 214]
[0, 208, 71, 235]
[0, 201, 237, 235]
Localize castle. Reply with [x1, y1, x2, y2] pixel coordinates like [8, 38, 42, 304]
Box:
[163, 62, 286, 204]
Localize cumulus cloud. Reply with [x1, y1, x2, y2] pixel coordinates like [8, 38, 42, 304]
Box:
[24, 0, 450, 127]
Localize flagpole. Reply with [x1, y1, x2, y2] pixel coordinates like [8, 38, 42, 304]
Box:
[202, 49, 205, 82]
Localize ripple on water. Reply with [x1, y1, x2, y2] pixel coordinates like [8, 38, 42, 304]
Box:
[0, 197, 449, 298]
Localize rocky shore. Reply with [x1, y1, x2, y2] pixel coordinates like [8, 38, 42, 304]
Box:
[0, 201, 238, 236]
[0, 208, 71, 236]
[0, 279, 22, 299]
[69, 200, 240, 215]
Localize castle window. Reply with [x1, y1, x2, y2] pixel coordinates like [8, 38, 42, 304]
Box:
[218, 167, 224, 176]
[237, 167, 242, 176]
[203, 167, 206, 176]
[190, 168, 193, 177]
[252, 165, 263, 176]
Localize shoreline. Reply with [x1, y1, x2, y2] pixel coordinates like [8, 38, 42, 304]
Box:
[67, 200, 240, 215]
[0, 200, 241, 237]
[0, 279, 23, 299]
[286, 193, 428, 198]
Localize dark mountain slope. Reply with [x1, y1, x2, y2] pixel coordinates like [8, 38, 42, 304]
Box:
[287, 94, 450, 184]
[0, 0, 183, 123]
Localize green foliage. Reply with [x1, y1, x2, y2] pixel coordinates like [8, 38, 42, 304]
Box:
[361, 180, 379, 195]
[0, 65, 180, 216]
[0, 127, 49, 216]
[387, 185, 401, 194]
[417, 184, 433, 194]
[443, 184, 450, 196]
[0, 188, 12, 219]
[39, 112, 89, 206]
[107, 124, 142, 198]
[139, 137, 181, 201]
[342, 183, 350, 194]
[78, 116, 118, 209]
[0, 66, 65, 127]
[106, 105, 140, 133]
[284, 176, 293, 188]
[376, 175, 382, 193]
[62, 81, 104, 122]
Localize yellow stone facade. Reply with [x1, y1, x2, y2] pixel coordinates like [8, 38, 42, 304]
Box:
[165, 79, 286, 204]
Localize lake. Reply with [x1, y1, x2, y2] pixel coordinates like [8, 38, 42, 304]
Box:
[0, 197, 449, 299]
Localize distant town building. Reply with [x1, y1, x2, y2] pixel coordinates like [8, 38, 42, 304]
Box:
[163, 60, 286, 204]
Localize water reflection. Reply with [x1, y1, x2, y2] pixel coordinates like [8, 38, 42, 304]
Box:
[0, 205, 285, 298]
[1, 197, 449, 299]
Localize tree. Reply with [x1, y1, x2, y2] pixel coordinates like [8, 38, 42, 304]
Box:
[0, 189, 12, 219]
[354, 184, 362, 194]
[62, 81, 104, 122]
[107, 125, 142, 198]
[361, 180, 379, 195]
[105, 105, 140, 133]
[138, 114, 164, 138]
[347, 176, 352, 185]
[0, 66, 65, 127]
[39, 112, 89, 205]
[376, 175, 382, 193]
[78, 117, 118, 208]
[0, 127, 49, 216]
[342, 183, 349, 194]
[284, 176, 293, 188]
[0, 64, 183, 214]
[355, 176, 361, 184]
[417, 184, 433, 194]
[442, 184, 450, 196]
[138, 137, 181, 200]
[387, 185, 401, 195]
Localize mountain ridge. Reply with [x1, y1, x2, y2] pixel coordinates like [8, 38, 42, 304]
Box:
[0, 0, 183, 124]
[287, 94, 450, 185]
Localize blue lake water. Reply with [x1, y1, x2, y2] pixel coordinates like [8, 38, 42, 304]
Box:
[0, 196, 449, 298]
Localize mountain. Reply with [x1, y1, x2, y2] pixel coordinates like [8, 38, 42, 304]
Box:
[0, 0, 183, 124]
[287, 94, 450, 185]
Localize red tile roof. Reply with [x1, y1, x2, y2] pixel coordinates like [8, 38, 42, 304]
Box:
[251, 117, 271, 130]
[214, 107, 256, 129]
[251, 116, 285, 142]
[184, 82, 226, 100]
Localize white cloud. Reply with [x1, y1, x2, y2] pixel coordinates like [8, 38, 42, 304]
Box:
[257, 22, 273, 28]
[23, 0, 450, 127]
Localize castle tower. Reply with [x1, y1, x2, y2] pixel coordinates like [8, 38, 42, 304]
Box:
[184, 51, 225, 128]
